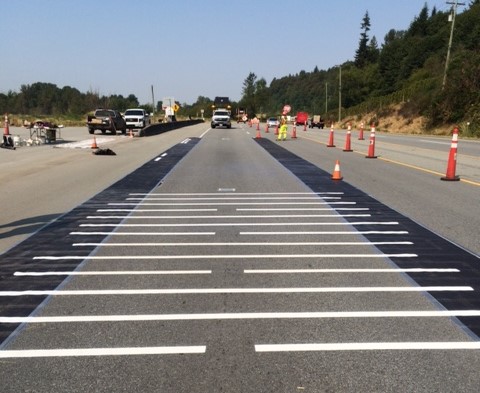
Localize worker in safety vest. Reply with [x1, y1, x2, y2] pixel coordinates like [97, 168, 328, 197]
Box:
[277, 117, 288, 141]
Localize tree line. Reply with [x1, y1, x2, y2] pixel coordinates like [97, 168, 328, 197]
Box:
[1, 1, 479, 136]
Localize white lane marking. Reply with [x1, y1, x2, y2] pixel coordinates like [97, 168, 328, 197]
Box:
[236, 208, 368, 211]
[33, 253, 417, 260]
[244, 268, 459, 274]
[79, 222, 399, 228]
[86, 214, 371, 219]
[0, 346, 206, 358]
[70, 232, 216, 236]
[14, 270, 212, 277]
[72, 241, 413, 247]
[97, 209, 218, 212]
[108, 202, 356, 206]
[126, 197, 342, 201]
[130, 192, 344, 196]
[255, 342, 480, 352]
[0, 286, 469, 296]
[240, 231, 408, 235]
[1, 309, 478, 323]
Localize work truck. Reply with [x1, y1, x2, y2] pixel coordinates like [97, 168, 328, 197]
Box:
[87, 109, 127, 135]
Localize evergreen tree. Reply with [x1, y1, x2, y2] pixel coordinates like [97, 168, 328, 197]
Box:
[355, 11, 371, 68]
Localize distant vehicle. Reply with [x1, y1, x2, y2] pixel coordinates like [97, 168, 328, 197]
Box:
[309, 115, 325, 129]
[211, 109, 232, 129]
[266, 117, 279, 128]
[87, 109, 127, 135]
[124, 108, 151, 130]
[295, 112, 309, 126]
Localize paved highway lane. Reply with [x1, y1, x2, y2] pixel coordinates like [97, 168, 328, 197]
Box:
[0, 124, 480, 392]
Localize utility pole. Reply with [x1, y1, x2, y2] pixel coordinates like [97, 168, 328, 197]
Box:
[325, 82, 328, 113]
[338, 65, 342, 124]
[442, 0, 465, 90]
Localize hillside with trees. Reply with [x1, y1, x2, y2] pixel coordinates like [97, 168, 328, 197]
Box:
[232, 1, 480, 136]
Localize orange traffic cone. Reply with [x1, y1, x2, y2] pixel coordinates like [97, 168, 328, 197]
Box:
[255, 126, 262, 139]
[343, 128, 353, 152]
[365, 124, 377, 158]
[265, 123, 269, 133]
[129, 129, 133, 138]
[303, 121, 307, 131]
[291, 124, 297, 139]
[331, 160, 343, 181]
[327, 125, 335, 147]
[358, 122, 365, 140]
[91, 135, 98, 149]
[441, 127, 460, 181]
[4, 113, 10, 136]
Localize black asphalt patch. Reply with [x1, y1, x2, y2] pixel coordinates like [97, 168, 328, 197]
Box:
[255, 138, 480, 337]
[0, 138, 200, 344]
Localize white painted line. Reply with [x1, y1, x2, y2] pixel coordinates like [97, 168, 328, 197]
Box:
[240, 231, 408, 235]
[72, 241, 413, 247]
[0, 286, 469, 296]
[108, 202, 356, 206]
[33, 253, 418, 261]
[160, 153, 168, 157]
[14, 270, 212, 277]
[0, 346, 206, 358]
[244, 268, 459, 274]
[154, 157, 161, 162]
[255, 342, 480, 352]
[237, 208, 368, 211]
[97, 209, 218, 212]
[86, 214, 371, 219]
[1, 309, 478, 323]
[79, 222, 399, 228]
[127, 196, 342, 201]
[70, 232, 216, 236]
[130, 192, 344, 196]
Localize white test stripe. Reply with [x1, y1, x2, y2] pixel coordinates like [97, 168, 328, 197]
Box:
[130, 192, 344, 196]
[70, 232, 216, 236]
[244, 268, 459, 274]
[72, 241, 413, 247]
[0, 286, 471, 296]
[255, 342, 480, 352]
[107, 202, 356, 206]
[79, 222, 399, 228]
[236, 208, 368, 211]
[126, 196, 342, 201]
[86, 214, 371, 219]
[97, 209, 218, 212]
[2, 310, 480, 323]
[240, 231, 408, 235]
[33, 253, 418, 260]
[14, 270, 212, 276]
[0, 346, 206, 358]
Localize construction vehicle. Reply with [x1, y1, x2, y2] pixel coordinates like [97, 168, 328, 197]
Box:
[309, 115, 325, 129]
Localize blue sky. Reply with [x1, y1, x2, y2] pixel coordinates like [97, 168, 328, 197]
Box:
[1, 0, 452, 105]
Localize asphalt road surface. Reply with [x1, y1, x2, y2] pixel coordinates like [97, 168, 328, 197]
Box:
[0, 122, 479, 392]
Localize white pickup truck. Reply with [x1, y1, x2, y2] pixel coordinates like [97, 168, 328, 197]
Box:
[124, 108, 151, 130]
[211, 109, 232, 129]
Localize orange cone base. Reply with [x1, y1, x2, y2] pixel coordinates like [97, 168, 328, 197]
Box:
[343, 148, 353, 152]
[365, 155, 377, 159]
[327, 144, 336, 147]
[441, 175, 460, 181]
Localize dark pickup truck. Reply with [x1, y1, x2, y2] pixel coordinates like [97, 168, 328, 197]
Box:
[87, 109, 127, 135]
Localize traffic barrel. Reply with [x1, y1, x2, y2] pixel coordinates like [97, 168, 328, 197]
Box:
[327, 124, 335, 147]
[441, 127, 460, 181]
[365, 124, 377, 158]
[331, 160, 343, 181]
